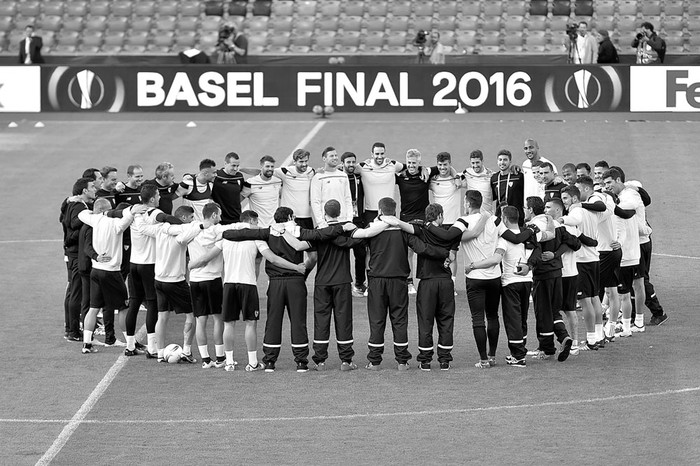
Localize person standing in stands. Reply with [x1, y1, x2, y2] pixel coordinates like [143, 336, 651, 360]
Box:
[19, 25, 44, 64]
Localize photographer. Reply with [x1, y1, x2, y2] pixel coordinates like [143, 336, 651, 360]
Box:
[413, 30, 428, 64]
[213, 25, 248, 64]
[632, 22, 665, 64]
[567, 21, 597, 64]
[426, 31, 446, 65]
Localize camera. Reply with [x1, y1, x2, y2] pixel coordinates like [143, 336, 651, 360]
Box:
[566, 22, 579, 40]
[636, 32, 645, 40]
[414, 30, 428, 50]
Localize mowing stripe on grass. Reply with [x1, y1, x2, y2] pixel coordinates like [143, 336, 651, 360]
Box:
[14, 385, 699, 427]
[35, 324, 147, 466]
[282, 121, 326, 166]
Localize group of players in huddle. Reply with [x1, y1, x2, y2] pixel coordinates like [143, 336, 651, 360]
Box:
[59, 138, 668, 372]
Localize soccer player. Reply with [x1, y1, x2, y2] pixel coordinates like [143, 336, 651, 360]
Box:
[138, 205, 214, 363]
[350, 197, 449, 371]
[395, 149, 431, 294]
[560, 185, 605, 350]
[142, 162, 179, 215]
[593, 160, 609, 191]
[522, 138, 557, 200]
[114, 165, 144, 206]
[310, 146, 353, 228]
[382, 203, 460, 371]
[241, 155, 282, 227]
[561, 163, 577, 186]
[356, 142, 407, 225]
[62, 177, 97, 342]
[177, 158, 217, 221]
[541, 162, 567, 202]
[520, 196, 578, 362]
[274, 149, 315, 229]
[341, 151, 367, 297]
[462, 150, 494, 213]
[576, 162, 592, 181]
[430, 152, 462, 280]
[297, 200, 365, 371]
[491, 149, 525, 224]
[96, 166, 119, 208]
[77, 199, 147, 353]
[212, 152, 245, 224]
[603, 168, 648, 335]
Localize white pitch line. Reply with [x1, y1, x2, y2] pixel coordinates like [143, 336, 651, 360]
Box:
[0, 239, 62, 244]
[652, 252, 700, 261]
[282, 120, 326, 166]
[35, 324, 147, 466]
[12, 385, 699, 427]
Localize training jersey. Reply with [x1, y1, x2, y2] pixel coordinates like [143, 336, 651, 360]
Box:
[130, 208, 163, 265]
[463, 167, 494, 213]
[219, 237, 263, 286]
[241, 175, 282, 227]
[187, 227, 223, 283]
[139, 221, 206, 282]
[491, 170, 525, 219]
[523, 157, 557, 200]
[616, 188, 642, 267]
[180, 174, 213, 221]
[310, 169, 354, 227]
[212, 168, 244, 224]
[395, 169, 430, 221]
[454, 213, 500, 280]
[274, 166, 315, 218]
[543, 181, 567, 202]
[77, 207, 134, 272]
[299, 223, 361, 286]
[114, 185, 142, 206]
[357, 159, 399, 212]
[560, 223, 580, 278]
[430, 175, 462, 224]
[561, 203, 599, 263]
[496, 228, 533, 287]
[95, 189, 117, 209]
[142, 178, 178, 215]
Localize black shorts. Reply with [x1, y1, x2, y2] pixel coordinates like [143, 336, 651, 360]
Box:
[222, 283, 260, 322]
[190, 278, 223, 317]
[576, 261, 600, 299]
[617, 264, 640, 295]
[561, 275, 578, 311]
[90, 268, 128, 310]
[639, 241, 652, 279]
[295, 217, 314, 230]
[599, 249, 622, 288]
[362, 210, 379, 226]
[155, 280, 193, 314]
[128, 263, 156, 300]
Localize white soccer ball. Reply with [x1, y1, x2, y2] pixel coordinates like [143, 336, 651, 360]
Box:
[163, 344, 182, 363]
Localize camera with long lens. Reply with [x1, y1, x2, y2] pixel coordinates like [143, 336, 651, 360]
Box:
[414, 30, 428, 50]
[566, 22, 579, 41]
[217, 25, 233, 48]
[636, 32, 645, 40]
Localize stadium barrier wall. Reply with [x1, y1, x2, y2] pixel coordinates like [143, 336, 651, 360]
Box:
[4, 64, 698, 113]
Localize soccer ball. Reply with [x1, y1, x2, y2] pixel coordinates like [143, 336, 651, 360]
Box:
[323, 106, 334, 115]
[312, 105, 324, 115]
[163, 343, 182, 363]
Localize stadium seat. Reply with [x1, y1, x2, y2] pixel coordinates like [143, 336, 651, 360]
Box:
[296, 1, 318, 17]
[412, 1, 433, 17]
[461, 1, 481, 16]
[291, 31, 313, 47]
[270, 17, 293, 33]
[551, 0, 571, 16]
[457, 16, 480, 31]
[340, 16, 363, 32]
[62, 16, 83, 32]
[0, 17, 13, 35]
[456, 31, 478, 48]
[483, 1, 505, 17]
[617, 1, 638, 16]
[436, 16, 456, 32]
[106, 17, 129, 33]
[319, 1, 342, 17]
[439, 31, 456, 47]
[664, 31, 685, 46]
[175, 31, 196, 47]
[247, 31, 268, 48]
[80, 31, 103, 48]
[312, 32, 336, 53]
[317, 17, 340, 32]
[158, 1, 179, 16]
[593, 16, 615, 33]
[688, 33, 700, 45]
[227, 1, 246, 16]
[126, 32, 148, 47]
[103, 31, 125, 47]
[481, 31, 501, 46]
[85, 16, 107, 32]
[689, 1, 700, 15]
[527, 15, 547, 31]
[245, 16, 270, 32]
[268, 32, 291, 48]
[43, 1, 65, 16]
[19, 1, 40, 17]
[200, 16, 224, 32]
[181, 2, 201, 16]
[664, 1, 685, 16]
[0, 2, 16, 17]
[385, 31, 407, 47]
[506, 1, 527, 16]
[204, 1, 224, 16]
[529, 1, 548, 16]
[665, 44, 685, 54]
[687, 16, 700, 32]
[549, 16, 571, 31]
[663, 16, 685, 32]
[153, 34, 175, 48]
[271, 1, 294, 16]
[155, 16, 177, 32]
[131, 17, 152, 33]
[437, 1, 458, 17]
[504, 17, 526, 32]
[293, 16, 315, 33]
[387, 17, 410, 32]
[198, 32, 218, 51]
[480, 45, 502, 54]
[362, 31, 385, 51]
[252, 1, 272, 16]
[391, 0, 412, 17]
[38, 15, 63, 32]
[266, 44, 289, 53]
[549, 30, 569, 48]
[616, 15, 638, 32]
[593, 0, 615, 16]
[525, 30, 547, 46]
[482, 16, 503, 32]
[286, 44, 309, 53]
[132, 1, 155, 17]
[343, 0, 365, 17]
[574, 0, 593, 17]
[640, 2, 661, 16]
[58, 30, 80, 47]
[364, 17, 386, 32]
[412, 16, 434, 33]
[177, 17, 199, 33]
[111, 1, 132, 16]
[54, 44, 77, 53]
[642, 16, 662, 29]
[367, 2, 388, 17]
[337, 30, 361, 51]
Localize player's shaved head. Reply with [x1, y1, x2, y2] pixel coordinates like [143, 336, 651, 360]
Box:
[93, 198, 111, 214]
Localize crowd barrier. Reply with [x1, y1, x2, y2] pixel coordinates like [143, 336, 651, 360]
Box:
[1, 65, 697, 113]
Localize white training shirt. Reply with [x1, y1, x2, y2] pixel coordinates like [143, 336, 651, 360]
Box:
[430, 176, 462, 224]
[496, 228, 533, 287]
[309, 169, 354, 227]
[561, 203, 599, 263]
[78, 208, 134, 272]
[455, 213, 501, 280]
[522, 156, 557, 200]
[560, 223, 580, 278]
[138, 222, 205, 282]
[463, 168, 494, 213]
[357, 159, 399, 211]
[241, 175, 282, 227]
[593, 192, 617, 252]
[130, 208, 162, 265]
[274, 166, 315, 218]
[187, 227, 223, 282]
[617, 188, 642, 267]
